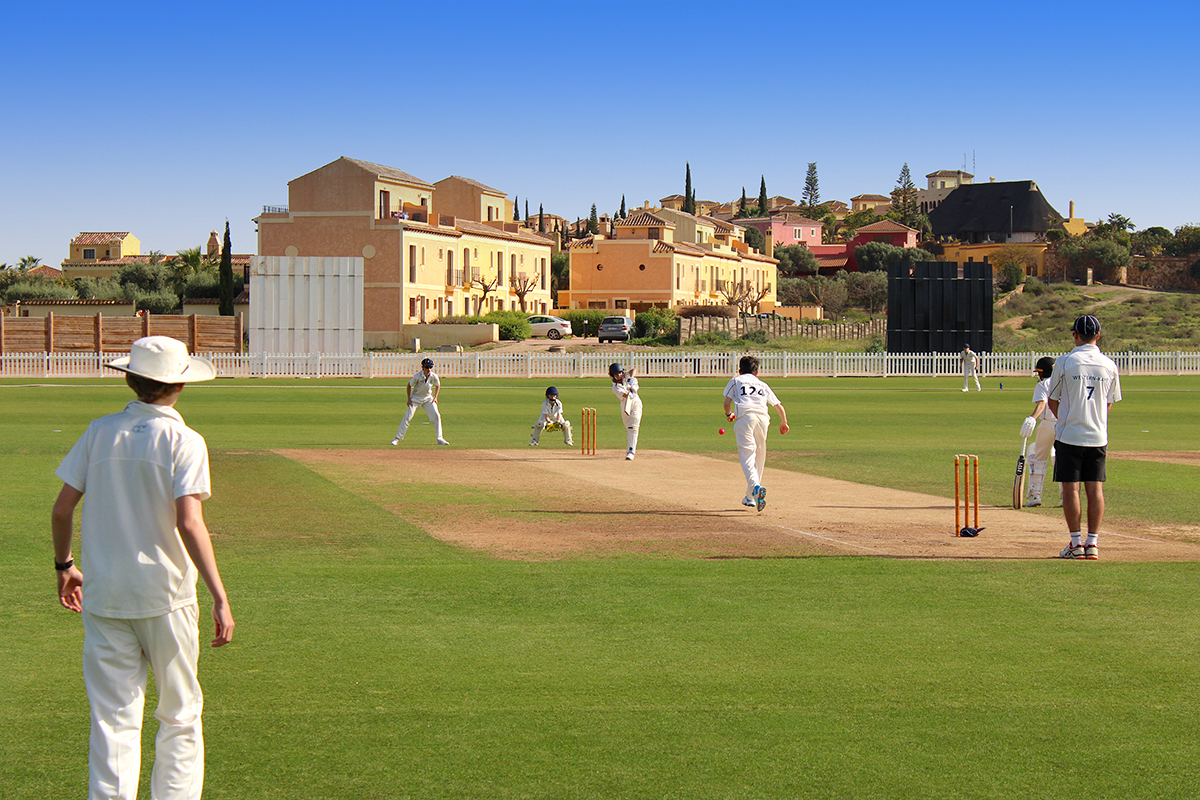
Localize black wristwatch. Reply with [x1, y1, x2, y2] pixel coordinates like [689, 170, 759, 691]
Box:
[55, 559, 74, 571]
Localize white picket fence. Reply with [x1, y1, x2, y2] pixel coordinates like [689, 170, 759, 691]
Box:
[4, 350, 1200, 379]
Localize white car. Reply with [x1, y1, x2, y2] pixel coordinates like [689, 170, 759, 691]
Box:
[527, 314, 572, 340]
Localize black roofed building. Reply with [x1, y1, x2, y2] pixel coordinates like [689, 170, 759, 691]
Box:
[929, 180, 1063, 244]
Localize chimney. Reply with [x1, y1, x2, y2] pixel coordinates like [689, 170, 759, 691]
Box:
[206, 231, 220, 257]
[764, 228, 774, 257]
[1069, 201, 1075, 219]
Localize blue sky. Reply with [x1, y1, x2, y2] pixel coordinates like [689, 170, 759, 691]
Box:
[2, 0, 1197, 266]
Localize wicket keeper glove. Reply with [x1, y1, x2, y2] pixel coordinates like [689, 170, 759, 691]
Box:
[1020, 416, 1037, 438]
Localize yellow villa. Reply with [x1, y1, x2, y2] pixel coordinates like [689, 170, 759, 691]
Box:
[563, 208, 778, 312]
[255, 157, 554, 348]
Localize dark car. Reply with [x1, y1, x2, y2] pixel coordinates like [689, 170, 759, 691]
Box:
[598, 315, 634, 343]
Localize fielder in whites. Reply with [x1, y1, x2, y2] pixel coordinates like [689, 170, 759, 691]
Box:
[1048, 314, 1121, 560]
[530, 386, 573, 446]
[51, 336, 235, 800]
[392, 357, 449, 445]
[608, 363, 642, 460]
[1019, 356, 1061, 507]
[961, 344, 982, 391]
[723, 355, 790, 512]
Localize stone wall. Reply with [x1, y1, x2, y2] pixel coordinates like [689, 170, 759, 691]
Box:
[1126, 255, 1200, 292]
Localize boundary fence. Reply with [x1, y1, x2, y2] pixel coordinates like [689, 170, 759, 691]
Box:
[4, 350, 1199, 379]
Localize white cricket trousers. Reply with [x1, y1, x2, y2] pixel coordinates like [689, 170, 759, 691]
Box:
[734, 412, 769, 498]
[962, 365, 980, 391]
[621, 398, 643, 453]
[83, 604, 204, 800]
[397, 399, 443, 440]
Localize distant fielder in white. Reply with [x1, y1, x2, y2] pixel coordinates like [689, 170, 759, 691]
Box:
[391, 357, 449, 445]
[961, 344, 981, 391]
[530, 386, 573, 446]
[723, 355, 789, 512]
[608, 362, 642, 460]
[1019, 356, 1060, 507]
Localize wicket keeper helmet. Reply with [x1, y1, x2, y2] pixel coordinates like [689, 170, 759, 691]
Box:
[545, 386, 558, 397]
[1035, 356, 1055, 380]
[608, 362, 624, 377]
[421, 358, 434, 369]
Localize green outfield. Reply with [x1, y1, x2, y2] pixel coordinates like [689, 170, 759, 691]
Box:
[3, 375, 1199, 798]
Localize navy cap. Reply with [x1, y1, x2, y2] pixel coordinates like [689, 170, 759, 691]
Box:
[1072, 314, 1102, 338]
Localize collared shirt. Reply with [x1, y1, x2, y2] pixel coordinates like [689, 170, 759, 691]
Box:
[538, 398, 565, 424]
[723, 373, 780, 419]
[408, 370, 440, 403]
[1048, 343, 1121, 446]
[56, 401, 211, 618]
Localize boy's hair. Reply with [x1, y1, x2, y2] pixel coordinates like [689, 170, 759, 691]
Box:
[739, 355, 759, 375]
[125, 373, 183, 404]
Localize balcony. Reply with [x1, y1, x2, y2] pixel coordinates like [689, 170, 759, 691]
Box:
[261, 205, 289, 214]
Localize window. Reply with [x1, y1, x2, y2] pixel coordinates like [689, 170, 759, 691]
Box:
[409, 245, 417, 283]
[379, 190, 390, 220]
[639, 264, 646, 271]
[83, 248, 95, 259]
[596, 264, 603, 271]
[421, 247, 425, 266]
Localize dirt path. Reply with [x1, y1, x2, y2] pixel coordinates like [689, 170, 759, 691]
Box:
[277, 448, 1200, 562]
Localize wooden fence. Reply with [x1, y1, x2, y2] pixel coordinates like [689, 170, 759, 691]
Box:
[0, 312, 244, 354]
[680, 315, 886, 342]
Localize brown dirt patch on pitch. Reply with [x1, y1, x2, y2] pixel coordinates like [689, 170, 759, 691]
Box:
[275, 448, 1200, 562]
[1109, 450, 1200, 467]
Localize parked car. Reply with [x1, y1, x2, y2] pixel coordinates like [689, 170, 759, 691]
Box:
[527, 314, 572, 339]
[756, 312, 787, 320]
[598, 315, 634, 343]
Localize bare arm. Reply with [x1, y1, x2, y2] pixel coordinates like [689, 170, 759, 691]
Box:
[1031, 400, 1048, 418]
[51, 484, 85, 613]
[724, 397, 734, 421]
[176, 495, 235, 647]
[1048, 399, 1060, 418]
[774, 403, 790, 435]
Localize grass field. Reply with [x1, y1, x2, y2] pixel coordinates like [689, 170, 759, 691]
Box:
[3, 375, 1199, 799]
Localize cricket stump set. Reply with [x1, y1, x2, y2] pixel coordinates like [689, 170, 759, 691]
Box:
[581, 407, 597, 455]
[955, 453, 983, 536]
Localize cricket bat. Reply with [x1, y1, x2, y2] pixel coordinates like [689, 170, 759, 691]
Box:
[1012, 436, 1029, 509]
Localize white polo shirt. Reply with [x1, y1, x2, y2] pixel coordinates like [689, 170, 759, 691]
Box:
[1048, 343, 1121, 447]
[723, 373, 780, 419]
[409, 370, 440, 403]
[1032, 378, 1057, 422]
[56, 400, 211, 619]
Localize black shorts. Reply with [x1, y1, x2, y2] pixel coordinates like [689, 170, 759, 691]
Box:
[1054, 441, 1107, 483]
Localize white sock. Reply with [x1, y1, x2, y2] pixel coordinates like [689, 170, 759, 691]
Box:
[1070, 532, 1082, 546]
[1085, 533, 1098, 546]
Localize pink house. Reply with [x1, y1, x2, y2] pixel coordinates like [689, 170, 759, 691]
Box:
[734, 213, 823, 249]
[850, 219, 919, 249]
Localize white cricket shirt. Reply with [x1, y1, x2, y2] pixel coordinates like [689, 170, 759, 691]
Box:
[56, 400, 211, 619]
[1047, 343, 1121, 447]
[723, 374, 780, 419]
[409, 370, 440, 403]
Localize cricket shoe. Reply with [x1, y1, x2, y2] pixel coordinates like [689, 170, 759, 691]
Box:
[390, 438, 400, 446]
[529, 440, 538, 447]
[753, 484, 766, 512]
[566, 440, 574, 446]
[1058, 542, 1085, 559]
[742, 497, 755, 508]
[436, 439, 450, 446]
[626, 448, 635, 461]
[1084, 543, 1099, 560]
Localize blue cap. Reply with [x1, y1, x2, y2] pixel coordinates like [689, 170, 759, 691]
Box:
[1072, 314, 1101, 338]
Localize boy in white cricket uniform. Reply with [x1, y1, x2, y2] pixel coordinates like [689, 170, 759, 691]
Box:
[530, 386, 573, 446]
[608, 362, 642, 460]
[723, 355, 790, 512]
[1019, 356, 1060, 507]
[392, 357, 449, 445]
[961, 344, 981, 391]
[51, 335, 235, 800]
[1047, 314, 1121, 560]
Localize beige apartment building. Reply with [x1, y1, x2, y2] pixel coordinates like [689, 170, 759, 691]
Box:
[255, 157, 554, 348]
[563, 208, 778, 312]
[60, 232, 143, 279]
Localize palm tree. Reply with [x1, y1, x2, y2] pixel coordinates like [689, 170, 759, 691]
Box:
[17, 255, 42, 270]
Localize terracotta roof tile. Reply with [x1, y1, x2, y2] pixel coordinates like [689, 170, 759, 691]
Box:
[854, 219, 917, 234]
[71, 232, 132, 245]
[615, 211, 673, 228]
[341, 157, 434, 189]
[436, 175, 506, 196]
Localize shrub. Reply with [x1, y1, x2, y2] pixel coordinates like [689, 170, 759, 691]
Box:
[183, 271, 245, 300]
[998, 261, 1025, 293]
[553, 309, 610, 337]
[72, 276, 125, 301]
[1023, 276, 1046, 296]
[676, 305, 737, 319]
[687, 329, 733, 345]
[4, 281, 77, 304]
[738, 329, 768, 344]
[134, 289, 181, 314]
[633, 307, 677, 338]
[115, 261, 168, 293]
[482, 310, 531, 341]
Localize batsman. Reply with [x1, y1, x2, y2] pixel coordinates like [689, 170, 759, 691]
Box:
[1018, 356, 1060, 507]
[608, 363, 642, 460]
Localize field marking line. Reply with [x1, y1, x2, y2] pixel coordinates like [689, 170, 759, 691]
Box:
[1104, 531, 1194, 545]
[776, 525, 892, 554]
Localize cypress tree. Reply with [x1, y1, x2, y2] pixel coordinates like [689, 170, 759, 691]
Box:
[588, 204, 599, 234]
[758, 176, 768, 217]
[620, 195, 626, 219]
[683, 163, 694, 214]
[539, 204, 545, 233]
[513, 195, 520, 221]
[218, 220, 234, 316]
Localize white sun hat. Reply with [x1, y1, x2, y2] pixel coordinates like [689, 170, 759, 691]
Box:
[106, 336, 217, 383]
